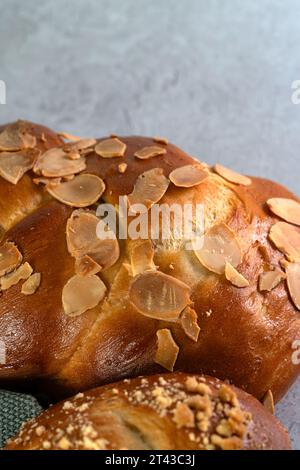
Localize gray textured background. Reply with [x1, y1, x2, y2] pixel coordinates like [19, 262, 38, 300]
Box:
[0, 0, 299, 449]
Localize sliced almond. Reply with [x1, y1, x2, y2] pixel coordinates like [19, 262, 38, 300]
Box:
[81, 148, 95, 157]
[95, 138, 126, 158]
[0, 242, 23, 277]
[67, 152, 81, 160]
[280, 258, 290, 271]
[46, 174, 105, 207]
[180, 306, 200, 342]
[193, 223, 242, 275]
[153, 136, 168, 145]
[129, 271, 190, 321]
[64, 138, 96, 153]
[75, 255, 102, 276]
[66, 210, 119, 271]
[0, 149, 40, 184]
[258, 268, 286, 292]
[262, 390, 275, 414]
[57, 131, 82, 142]
[21, 273, 41, 295]
[286, 262, 300, 310]
[155, 329, 179, 371]
[267, 198, 300, 226]
[63, 175, 75, 182]
[93, 219, 120, 269]
[0, 122, 36, 151]
[127, 240, 156, 277]
[66, 210, 102, 258]
[118, 163, 127, 174]
[169, 164, 208, 188]
[225, 262, 249, 287]
[214, 164, 251, 186]
[269, 222, 300, 262]
[62, 274, 106, 316]
[0, 262, 33, 291]
[33, 177, 62, 187]
[134, 145, 166, 160]
[127, 168, 169, 213]
[20, 132, 36, 149]
[33, 147, 86, 177]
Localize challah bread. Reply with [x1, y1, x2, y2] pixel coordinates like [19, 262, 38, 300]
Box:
[4, 373, 291, 450]
[0, 120, 299, 403]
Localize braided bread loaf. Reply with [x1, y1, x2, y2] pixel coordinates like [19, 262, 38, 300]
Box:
[4, 373, 291, 450]
[0, 120, 299, 403]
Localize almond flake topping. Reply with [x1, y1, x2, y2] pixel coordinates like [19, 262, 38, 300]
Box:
[0, 122, 36, 151]
[225, 262, 249, 288]
[193, 223, 242, 275]
[0, 242, 23, 277]
[67, 152, 81, 160]
[153, 136, 168, 145]
[21, 133, 36, 149]
[0, 262, 33, 291]
[262, 390, 275, 414]
[21, 273, 41, 295]
[75, 255, 102, 276]
[118, 163, 127, 173]
[169, 164, 208, 188]
[46, 174, 105, 208]
[258, 268, 286, 292]
[127, 239, 156, 277]
[267, 198, 300, 226]
[33, 148, 86, 177]
[280, 258, 290, 270]
[63, 174, 75, 181]
[57, 131, 82, 142]
[269, 222, 300, 261]
[0, 149, 40, 184]
[134, 145, 166, 160]
[62, 274, 106, 316]
[180, 306, 200, 342]
[33, 177, 62, 187]
[155, 328, 179, 371]
[66, 210, 119, 271]
[286, 262, 300, 310]
[129, 271, 190, 321]
[63, 138, 96, 153]
[127, 168, 169, 213]
[214, 164, 251, 186]
[95, 138, 126, 158]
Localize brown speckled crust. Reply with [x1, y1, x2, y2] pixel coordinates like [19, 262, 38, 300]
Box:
[4, 373, 291, 450]
[0, 121, 299, 402]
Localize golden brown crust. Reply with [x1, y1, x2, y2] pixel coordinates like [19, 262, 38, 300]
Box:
[0, 121, 299, 403]
[4, 373, 291, 450]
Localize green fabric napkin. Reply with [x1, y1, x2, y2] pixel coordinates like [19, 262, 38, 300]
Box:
[0, 390, 42, 448]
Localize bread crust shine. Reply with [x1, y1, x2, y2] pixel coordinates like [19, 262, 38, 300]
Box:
[0, 121, 299, 404]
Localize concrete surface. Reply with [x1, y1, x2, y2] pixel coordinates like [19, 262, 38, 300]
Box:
[0, 0, 299, 448]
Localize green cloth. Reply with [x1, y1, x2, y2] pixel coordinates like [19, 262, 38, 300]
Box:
[0, 390, 42, 448]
